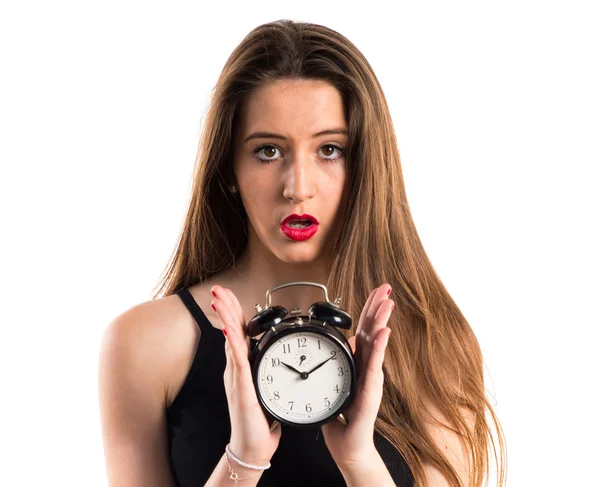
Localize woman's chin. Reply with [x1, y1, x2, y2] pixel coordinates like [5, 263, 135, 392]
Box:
[271, 245, 325, 265]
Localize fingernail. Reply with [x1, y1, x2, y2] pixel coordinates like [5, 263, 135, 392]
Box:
[387, 288, 392, 296]
[222, 327, 228, 337]
[211, 303, 216, 311]
[211, 290, 216, 297]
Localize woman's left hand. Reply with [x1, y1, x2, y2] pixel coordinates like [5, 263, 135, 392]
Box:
[321, 283, 394, 469]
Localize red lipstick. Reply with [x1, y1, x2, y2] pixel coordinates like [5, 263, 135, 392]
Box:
[280, 213, 319, 241]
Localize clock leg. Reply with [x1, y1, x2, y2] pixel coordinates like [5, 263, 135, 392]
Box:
[336, 413, 348, 425]
[269, 420, 280, 432]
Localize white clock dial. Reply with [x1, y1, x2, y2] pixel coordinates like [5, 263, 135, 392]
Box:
[256, 331, 352, 424]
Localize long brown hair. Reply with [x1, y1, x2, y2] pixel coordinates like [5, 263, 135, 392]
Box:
[152, 19, 506, 487]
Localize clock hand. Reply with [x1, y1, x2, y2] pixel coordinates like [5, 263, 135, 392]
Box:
[280, 361, 303, 375]
[280, 361, 310, 380]
[306, 356, 334, 376]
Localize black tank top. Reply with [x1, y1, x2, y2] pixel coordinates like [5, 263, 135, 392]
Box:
[167, 288, 414, 486]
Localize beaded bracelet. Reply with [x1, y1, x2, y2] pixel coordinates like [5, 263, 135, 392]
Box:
[224, 444, 271, 485]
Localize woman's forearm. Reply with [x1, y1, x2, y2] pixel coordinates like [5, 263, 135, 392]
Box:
[337, 449, 396, 487]
[204, 448, 396, 487]
[204, 453, 265, 487]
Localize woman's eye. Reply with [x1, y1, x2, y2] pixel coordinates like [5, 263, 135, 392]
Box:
[252, 144, 345, 164]
[318, 144, 345, 160]
[253, 145, 282, 162]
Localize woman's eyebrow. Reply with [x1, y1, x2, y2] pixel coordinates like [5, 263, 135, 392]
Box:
[243, 128, 348, 143]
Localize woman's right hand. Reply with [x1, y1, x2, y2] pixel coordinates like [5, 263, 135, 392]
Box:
[210, 285, 282, 465]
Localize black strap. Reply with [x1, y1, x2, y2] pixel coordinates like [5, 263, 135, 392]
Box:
[176, 287, 217, 334]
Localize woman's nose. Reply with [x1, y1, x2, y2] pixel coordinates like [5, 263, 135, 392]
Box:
[282, 153, 317, 202]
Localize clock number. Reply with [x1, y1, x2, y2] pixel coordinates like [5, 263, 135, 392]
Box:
[330, 350, 337, 360]
[334, 385, 340, 393]
[288, 401, 294, 411]
[282, 343, 291, 354]
[273, 391, 280, 400]
[337, 366, 344, 376]
[305, 403, 312, 413]
[297, 337, 307, 348]
[324, 397, 331, 407]
[266, 375, 273, 384]
[271, 358, 280, 367]
[317, 340, 321, 350]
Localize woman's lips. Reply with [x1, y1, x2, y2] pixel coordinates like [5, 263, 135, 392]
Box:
[281, 213, 319, 225]
[280, 221, 319, 241]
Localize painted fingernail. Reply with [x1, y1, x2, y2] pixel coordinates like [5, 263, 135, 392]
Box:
[222, 327, 228, 337]
[211, 290, 216, 297]
[387, 288, 392, 296]
[211, 303, 216, 311]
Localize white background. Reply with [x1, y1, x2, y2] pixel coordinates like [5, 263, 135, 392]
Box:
[1, 1, 598, 485]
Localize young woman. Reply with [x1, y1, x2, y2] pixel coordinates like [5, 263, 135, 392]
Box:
[99, 19, 506, 487]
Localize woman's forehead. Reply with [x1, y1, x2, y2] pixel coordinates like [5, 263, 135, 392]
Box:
[239, 79, 347, 141]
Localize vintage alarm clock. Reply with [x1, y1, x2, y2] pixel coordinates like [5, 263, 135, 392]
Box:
[247, 281, 356, 428]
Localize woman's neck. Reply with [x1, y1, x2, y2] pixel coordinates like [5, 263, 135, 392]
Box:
[222, 247, 333, 321]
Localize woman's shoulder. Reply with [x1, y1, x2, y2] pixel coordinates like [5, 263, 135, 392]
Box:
[101, 280, 223, 409]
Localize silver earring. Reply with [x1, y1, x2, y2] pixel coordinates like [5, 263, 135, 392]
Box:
[229, 185, 238, 193]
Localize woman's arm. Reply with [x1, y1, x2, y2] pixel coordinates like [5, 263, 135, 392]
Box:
[337, 447, 397, 487]
[98, 306, 178, 486]
[98, 297, 279, 487]
[335, 396, 474, 487]
[419, 395, 474, 487]
[204, 453, 265, 487]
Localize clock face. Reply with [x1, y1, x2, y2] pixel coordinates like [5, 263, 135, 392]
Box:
[255, 330, 353, 425]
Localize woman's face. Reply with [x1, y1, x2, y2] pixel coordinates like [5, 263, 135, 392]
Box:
[233, 78, 350, 265]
